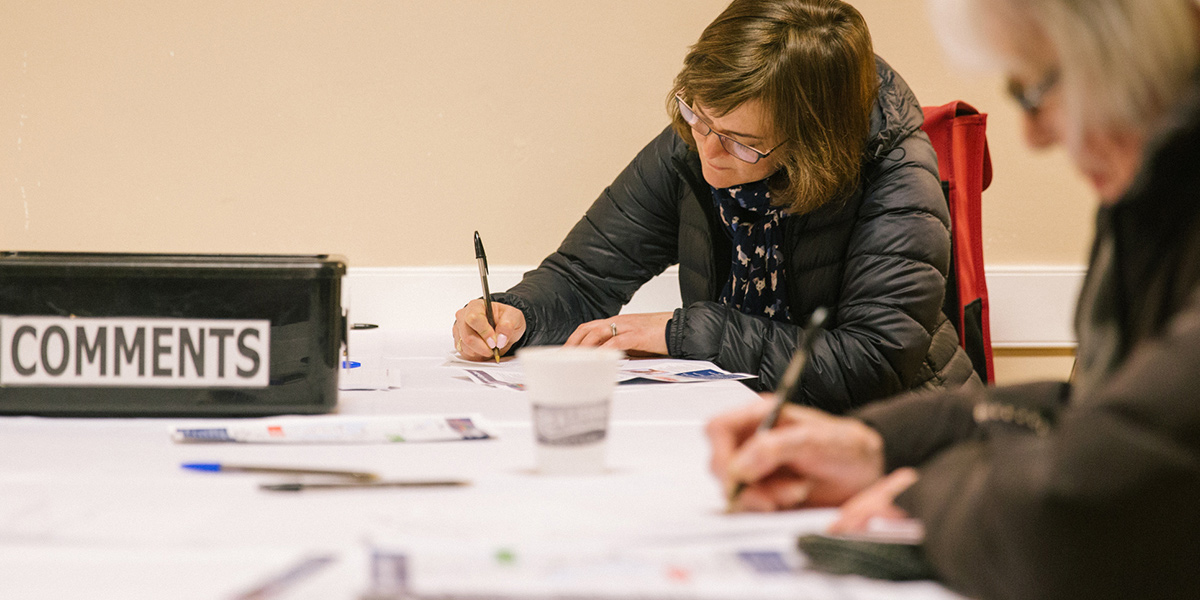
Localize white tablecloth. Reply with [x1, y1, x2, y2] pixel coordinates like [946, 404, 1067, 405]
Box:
[0, 331, 965, 599]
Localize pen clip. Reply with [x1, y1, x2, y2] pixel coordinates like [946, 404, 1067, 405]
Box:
[474, 230, 489, 274]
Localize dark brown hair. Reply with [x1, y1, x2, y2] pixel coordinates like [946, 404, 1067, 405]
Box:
[669, 0, 878, 214]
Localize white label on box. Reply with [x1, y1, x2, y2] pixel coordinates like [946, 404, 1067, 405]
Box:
[0, 316, 270, 388]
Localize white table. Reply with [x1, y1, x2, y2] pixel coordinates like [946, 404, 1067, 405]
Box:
[0, 331, 965, 599]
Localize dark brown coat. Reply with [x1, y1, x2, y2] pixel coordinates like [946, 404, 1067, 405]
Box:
[856, 78, 1200, 600]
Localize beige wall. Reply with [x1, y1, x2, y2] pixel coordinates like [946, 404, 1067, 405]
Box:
[4, 1, 1087, 382]
[3, 0, 1094, 267]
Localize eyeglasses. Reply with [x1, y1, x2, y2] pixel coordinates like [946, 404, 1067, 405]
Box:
[675, 93, 784, 164]
[1006, 68, 1060, 114]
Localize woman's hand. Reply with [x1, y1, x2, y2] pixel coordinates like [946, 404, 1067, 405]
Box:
[706, 396, 887, 512]
[827, 467, 918, 534]
[452, 299, 526, 361]
[564, 312, 673, 357]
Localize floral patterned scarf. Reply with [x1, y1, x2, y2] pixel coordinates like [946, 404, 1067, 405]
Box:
[711, 179, 791, 322]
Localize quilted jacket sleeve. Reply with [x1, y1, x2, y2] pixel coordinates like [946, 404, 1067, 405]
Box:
[669, 129, 953, 413]
[494, 128, 684, 346]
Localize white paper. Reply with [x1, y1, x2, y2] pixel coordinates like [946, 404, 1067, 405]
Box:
[338, 325, 394, 390]
[445, 355, 755, 389]
[168, 414, 495, 443]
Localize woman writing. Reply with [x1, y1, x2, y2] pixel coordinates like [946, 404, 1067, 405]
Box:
[453, 0, 978, 412]
[708, 0, 1200, 597]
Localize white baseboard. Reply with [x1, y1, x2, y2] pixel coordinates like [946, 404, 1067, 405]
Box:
[345, 265, 1085, 349]
[984, 266, 1084, 348]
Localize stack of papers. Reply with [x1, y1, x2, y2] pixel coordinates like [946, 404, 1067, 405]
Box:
[356, 522, 954, 600]
[444, 356, 756, 391]
[167, 414, 495, 443]
[366, 539, 807, 600]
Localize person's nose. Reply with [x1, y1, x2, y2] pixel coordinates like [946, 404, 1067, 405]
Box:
[700, 131, 730, 158]
[1022, 111, 1058, 150]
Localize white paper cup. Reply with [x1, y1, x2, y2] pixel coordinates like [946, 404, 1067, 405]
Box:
[518, 346, 622, 475]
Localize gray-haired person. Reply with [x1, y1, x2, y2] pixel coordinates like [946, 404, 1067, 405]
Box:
[708, 0, 1200, 598]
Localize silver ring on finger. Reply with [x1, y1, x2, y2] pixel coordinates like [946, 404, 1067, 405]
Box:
[610, 323, 619, 338]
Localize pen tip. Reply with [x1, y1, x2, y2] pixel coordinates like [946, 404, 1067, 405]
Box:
[725, 481, 746, 512]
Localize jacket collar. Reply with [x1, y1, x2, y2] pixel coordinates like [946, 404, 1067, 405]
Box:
[865, 56, 927, 161]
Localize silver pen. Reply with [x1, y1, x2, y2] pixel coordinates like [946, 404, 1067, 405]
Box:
[474, 231, 502, 363]
[261, 480, 470, 492]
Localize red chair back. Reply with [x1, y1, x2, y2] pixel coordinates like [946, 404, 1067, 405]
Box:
[922, 101, 995, 384]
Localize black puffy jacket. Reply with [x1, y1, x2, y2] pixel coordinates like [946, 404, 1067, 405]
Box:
[496, 59, 978, 413]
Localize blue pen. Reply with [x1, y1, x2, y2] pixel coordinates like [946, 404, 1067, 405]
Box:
[181, 462, 378, 482]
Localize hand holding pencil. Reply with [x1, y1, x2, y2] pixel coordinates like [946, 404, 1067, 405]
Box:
[451, 232, 527, 362]
[705, 308, 888, 513]
[707, 399, 886, 512]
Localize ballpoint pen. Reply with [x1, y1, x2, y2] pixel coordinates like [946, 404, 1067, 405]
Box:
[474, 231, 502, 363]
[726, 307, 829, 510]
[260, 479, 471, 492]
[181, 462, 379, 482]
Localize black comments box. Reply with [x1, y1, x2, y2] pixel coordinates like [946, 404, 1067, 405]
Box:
[0, 252, 346, 417]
